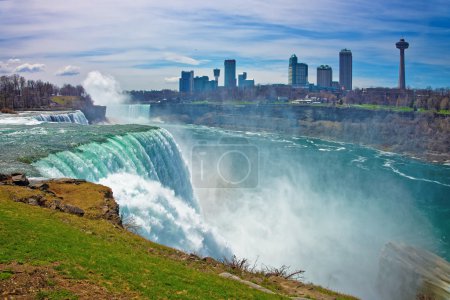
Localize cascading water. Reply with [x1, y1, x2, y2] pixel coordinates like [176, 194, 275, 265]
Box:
[33, 128, 230, 258]
[34, 110, 89, 125]
[106, 104, 150, 123]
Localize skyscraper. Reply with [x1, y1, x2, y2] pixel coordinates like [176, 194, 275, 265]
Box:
[339, 49, 352, 90]
[297, 63, 308, 86]
[179, 71, 194, 93]
[396, 38, 409, 90]
[289, 55, 308, 86]
[224, 59, 236, 88]
[288, 55, 298, 85]
[317, 65, 332, 88]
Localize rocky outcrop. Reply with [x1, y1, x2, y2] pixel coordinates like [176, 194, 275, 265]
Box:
[377, 242, 450, 300]
[0, 173, 121, 226]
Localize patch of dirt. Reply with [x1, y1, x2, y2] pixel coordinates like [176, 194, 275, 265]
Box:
[0, 262, 136, 299]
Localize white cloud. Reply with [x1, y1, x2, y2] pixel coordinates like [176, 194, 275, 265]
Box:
[55, 65, 80, 76]
[7, 58, 21, 64]
[164, 76, 179, 83]
[0, 58, 21, 74]
[163, 53, 201, 65]
[15, 63, 46, 73]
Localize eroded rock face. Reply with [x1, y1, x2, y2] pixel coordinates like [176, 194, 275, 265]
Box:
[377, 242, 450, 300]
[1, 174, 121, 226]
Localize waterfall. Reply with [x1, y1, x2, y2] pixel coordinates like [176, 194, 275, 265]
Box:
[33, 128, 230, 258]
[106, 104, 150, 123]
[34, 110, 89, 125]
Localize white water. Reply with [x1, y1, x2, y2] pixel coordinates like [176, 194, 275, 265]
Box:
[106, 104, 151, 124]
[0, 110, 89, 125]
[33, 128, 231, 259]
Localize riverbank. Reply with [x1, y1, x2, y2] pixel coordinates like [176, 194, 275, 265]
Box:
[150, 103, 450, 163]
[0, 174, 358, 300]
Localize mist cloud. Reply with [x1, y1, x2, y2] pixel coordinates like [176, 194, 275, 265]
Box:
[82, 71, 128, 106]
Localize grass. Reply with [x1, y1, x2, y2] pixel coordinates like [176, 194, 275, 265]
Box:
[0, 270, 14, 280]
[36, 289, 78, 300]
[51, 96, 81, 106]
[0, 186, 285, 299]
[348, 104, 414, 112]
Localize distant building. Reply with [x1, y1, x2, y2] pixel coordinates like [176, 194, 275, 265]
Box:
[238, 72, 255, 88]
[317, 65, 332, 88]
[339, 49, 352, 90]
[213, 68, 220, 85]
[193, 75, 217, 92]
[288, 55, 308, 86]
[297, 63, 308, 86]
[396, 38, 409, 90]
[224, 60, 236, 88]
[288, 55, 298, 86]
[179, 71, 194, 93]
[332, 81, 341, 90]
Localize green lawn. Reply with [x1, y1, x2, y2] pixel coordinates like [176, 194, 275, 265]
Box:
[0, 192, 284, 299]
[348, 104, 414, 112]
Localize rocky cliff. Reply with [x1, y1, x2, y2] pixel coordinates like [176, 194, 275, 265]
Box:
[150, 104, 450, 163]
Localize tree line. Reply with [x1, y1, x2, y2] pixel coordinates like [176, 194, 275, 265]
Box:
[0, 74, 92, 110]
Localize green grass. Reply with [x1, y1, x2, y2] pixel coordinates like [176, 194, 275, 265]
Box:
[0, 191, 284, 299]
[348, 104, 414, 112]
[437, 109, 450, 115]
[36, 289, 78, 300]
[0, 270, 14, 280]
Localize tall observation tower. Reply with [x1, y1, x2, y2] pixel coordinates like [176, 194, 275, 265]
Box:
[396, 38, 409, 90]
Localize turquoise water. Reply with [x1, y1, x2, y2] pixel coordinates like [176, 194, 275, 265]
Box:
[0, 120, 449, 299]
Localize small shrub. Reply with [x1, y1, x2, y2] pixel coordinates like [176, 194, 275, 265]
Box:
[264, 265, 305, 281]
[1, 108, 17, 114]
[121, 214, 141, 234]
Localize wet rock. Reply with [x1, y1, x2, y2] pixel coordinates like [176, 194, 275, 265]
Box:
[11, 173, 29, 186]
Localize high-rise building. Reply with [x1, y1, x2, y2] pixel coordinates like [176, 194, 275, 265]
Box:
[289, 55, 308, 86]
[317, 65, 332, 88]
[297, 63, 308, 86]
[396, 38, 409, 90]
[238, 72, 255, 88]
[179, 71, 194, 93]
[288, 55, 298, 85]
[339, 49, 352, 90]
[224, 60, 236, 88]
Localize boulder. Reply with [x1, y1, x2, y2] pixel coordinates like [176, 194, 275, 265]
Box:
[11, 173, 29, 186]
[63, 204, 85, 217]
[29, 182, 49, 190]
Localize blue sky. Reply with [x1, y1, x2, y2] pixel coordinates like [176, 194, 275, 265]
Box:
[0, 0, 449, 90]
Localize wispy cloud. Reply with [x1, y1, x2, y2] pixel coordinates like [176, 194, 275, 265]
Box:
[164, 76, 179, 83]
[0, 0, 449, 88]
[15, 63, 46, 73]
[163, 53, 201, 66]
[55, 65, 80, 76]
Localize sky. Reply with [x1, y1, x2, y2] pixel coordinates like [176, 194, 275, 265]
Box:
[1, 0, 449, 90]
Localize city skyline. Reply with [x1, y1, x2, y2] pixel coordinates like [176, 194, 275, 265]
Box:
[0, 0, 449, 90]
